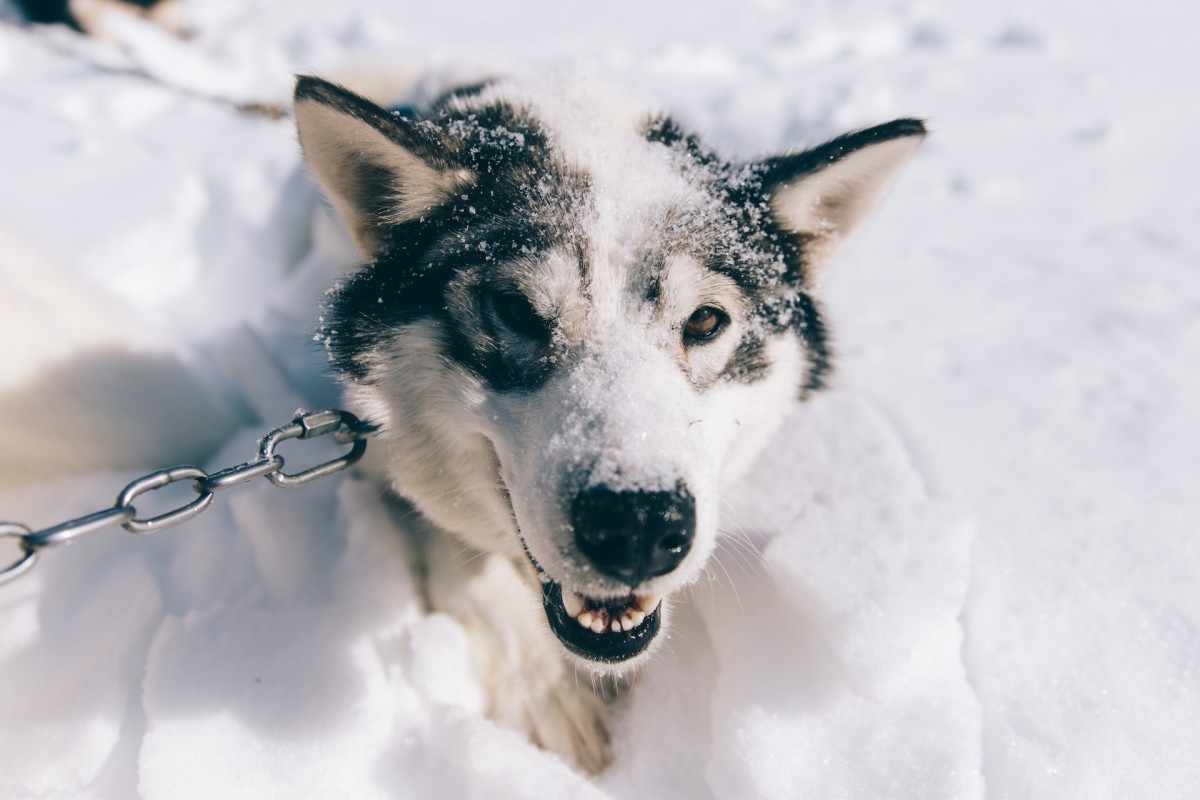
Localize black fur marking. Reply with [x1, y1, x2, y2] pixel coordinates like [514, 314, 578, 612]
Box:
[643, 115, 720, 168]
[312, 78, 590, 393]
[642, 273, 662, 306]
[719, 336, 771, 385]
[791, 292, 832, 395]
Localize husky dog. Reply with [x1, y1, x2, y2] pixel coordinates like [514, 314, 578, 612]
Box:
[293, 74, 923, 771]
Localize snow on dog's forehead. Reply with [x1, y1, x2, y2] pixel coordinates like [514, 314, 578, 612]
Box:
[466, 77, 707, 218]
[451, 76, 727, 318]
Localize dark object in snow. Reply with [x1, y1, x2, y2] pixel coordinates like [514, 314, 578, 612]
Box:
[13, 0, 182, 36]
[13, 0, 81, 29]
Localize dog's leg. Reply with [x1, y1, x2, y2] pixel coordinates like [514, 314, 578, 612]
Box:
[415, 523, 613, 773]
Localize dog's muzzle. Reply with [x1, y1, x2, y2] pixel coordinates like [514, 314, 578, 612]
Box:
[537, 482, 695, 665]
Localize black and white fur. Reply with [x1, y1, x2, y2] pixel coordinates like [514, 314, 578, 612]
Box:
[294, 73, 924, 771]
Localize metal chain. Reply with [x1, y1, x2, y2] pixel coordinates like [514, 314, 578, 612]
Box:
[0, 408, 370, 586]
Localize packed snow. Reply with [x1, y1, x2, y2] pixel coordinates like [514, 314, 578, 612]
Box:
[1, 1, 1197, 798]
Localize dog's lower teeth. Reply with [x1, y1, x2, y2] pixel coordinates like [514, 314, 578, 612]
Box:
[564, 592, 655, 634]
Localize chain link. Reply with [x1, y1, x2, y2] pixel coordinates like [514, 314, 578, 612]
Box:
[0, 409, 370, 586]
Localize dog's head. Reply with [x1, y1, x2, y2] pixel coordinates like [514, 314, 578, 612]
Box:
[294, 75, 923, 670]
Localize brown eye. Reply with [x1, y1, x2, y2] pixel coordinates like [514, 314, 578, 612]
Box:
[684, 306, 728, 343]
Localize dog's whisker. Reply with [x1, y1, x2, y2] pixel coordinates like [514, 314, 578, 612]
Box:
[713, 536, 764, 581]
[418, 483, 510, 505]
[711, 554, 748, 620]
[449, 546, 492, 570]
[355, 310, 400, 332]
[689, 567, 721, 621]
[716, 515, 786, 585]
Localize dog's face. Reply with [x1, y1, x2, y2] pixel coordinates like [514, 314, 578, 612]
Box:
[294, 76, 923, 670]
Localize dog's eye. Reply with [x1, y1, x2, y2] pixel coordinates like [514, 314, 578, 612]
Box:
[683, 306, 728, 343]
[490, 292, 550, 340]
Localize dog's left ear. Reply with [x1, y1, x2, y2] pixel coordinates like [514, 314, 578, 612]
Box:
[760, 118, 926, 272]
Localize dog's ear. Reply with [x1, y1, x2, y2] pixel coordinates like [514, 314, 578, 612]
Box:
[294, 76, 474, 257]
[760, 118, 926, 271]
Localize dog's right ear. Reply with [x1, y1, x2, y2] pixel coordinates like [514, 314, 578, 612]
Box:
[758, 118, 926, 276]
[294, 76, 474, 257]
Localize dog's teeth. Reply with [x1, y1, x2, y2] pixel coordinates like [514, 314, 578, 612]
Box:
[635, 594, 661, 614]
[621, 610, 646, 631]
[569, 595, 651, 634]
[561, 588, 585, 617]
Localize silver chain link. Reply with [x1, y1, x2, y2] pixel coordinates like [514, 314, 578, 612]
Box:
[0, 408, 370, 586]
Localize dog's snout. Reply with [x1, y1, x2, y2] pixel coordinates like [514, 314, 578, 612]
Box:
[570, 483, 695, 585]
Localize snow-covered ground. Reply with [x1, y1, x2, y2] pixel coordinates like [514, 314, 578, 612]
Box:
[1, 1, 1197, 797]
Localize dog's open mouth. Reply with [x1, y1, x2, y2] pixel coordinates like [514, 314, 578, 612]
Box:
[541, 580, 662, 664]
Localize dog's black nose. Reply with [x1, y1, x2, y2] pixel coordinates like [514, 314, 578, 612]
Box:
[570, 483, 695, 585]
